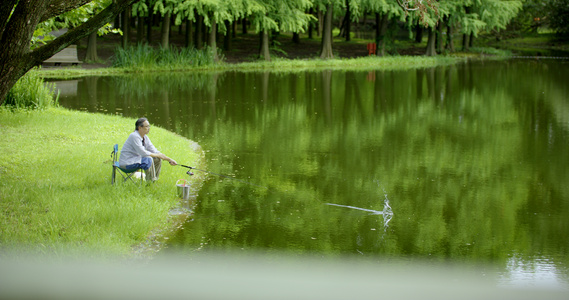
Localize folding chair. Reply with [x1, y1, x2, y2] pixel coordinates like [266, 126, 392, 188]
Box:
[111, 144, 144, 184]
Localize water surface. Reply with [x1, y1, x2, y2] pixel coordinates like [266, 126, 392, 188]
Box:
[54, 59, 569, 288]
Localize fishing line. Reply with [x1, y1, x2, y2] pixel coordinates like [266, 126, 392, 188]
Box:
[179, 164, 269, 189]
[175, 165, 393, 233]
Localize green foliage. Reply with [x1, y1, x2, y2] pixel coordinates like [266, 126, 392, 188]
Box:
[2, 69, 58, 110]
[469, 46, 513, 56]
[132, 0, 150, 17]
[245, 0, 315, 34]
[269, 40, 289, 57]
[174, 0, 247, 33]
[508, 0, 549, 33]
[111, 44, 222, 70]
[31, 0, 120, 49]
[506, 0, 568, 36]
[477, 0, 523, 31]
[548, 0, 569, 36]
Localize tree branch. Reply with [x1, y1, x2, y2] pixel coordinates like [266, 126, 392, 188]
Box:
[397, 0, 421, 12]
[26, 0, 137, 68]
[0, 0, 91, 48]
[40, 0, 93, 23]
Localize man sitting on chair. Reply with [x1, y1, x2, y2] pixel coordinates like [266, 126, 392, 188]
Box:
[119, 117, 177, 182]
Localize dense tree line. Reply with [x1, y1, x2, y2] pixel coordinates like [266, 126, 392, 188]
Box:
[0, 0, 531, 105]
[509, 0, 569, 35]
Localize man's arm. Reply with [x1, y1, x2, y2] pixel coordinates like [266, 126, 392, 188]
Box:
[149, 152, 177, 166]
[144, 136, 176, 165]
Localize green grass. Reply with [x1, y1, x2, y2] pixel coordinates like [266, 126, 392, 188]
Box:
[228, 55, 464, 73]
[469, 47, 513, 57]
[478, 32, 569, 56]
[0, 108, 205, 258]
[37, 52, 467, 79]
[112, 43, 222, 71]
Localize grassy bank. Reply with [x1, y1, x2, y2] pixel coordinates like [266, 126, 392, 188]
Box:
[37, 44, 478, 78]
[36, 55, 469, 78]
[479, 33, 569, 57]
[0, 108, 204, 257]
[225, 55, 467, 72]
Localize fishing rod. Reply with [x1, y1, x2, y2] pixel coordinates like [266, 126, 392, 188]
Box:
[179, 164, 268, 189]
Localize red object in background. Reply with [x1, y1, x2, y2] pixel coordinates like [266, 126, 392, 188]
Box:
[367, 43, 377, 56]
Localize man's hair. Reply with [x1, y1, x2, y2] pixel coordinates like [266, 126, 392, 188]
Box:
[135, 117, 148, 131]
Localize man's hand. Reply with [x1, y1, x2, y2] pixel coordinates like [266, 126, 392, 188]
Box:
[151, 153, 177, 165]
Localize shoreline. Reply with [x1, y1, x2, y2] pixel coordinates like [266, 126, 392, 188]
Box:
[35, 55, 475, 79]
[131, 151, 206, 260]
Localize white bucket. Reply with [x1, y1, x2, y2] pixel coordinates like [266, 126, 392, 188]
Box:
[176, 179, 191, 200]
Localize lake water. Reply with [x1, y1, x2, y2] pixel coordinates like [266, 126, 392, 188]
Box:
[53, 59, 569, 290]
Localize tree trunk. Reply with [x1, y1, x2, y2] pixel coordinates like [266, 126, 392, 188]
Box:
[462, 6, 471, 51]
[85, 31, 98, 61]
[345, 0, 351, 41]
[161, 11, 171, 49]
[126, 7, 132, 42]
[0, 0, 47, 107]
[136, 16, 144, 42]
[0, 0, 139, 106]
[223, 20, 231, 50]
[320, 4, 334, 59]
[435, 22, 443, 53]
[242, 18, 248, 34]
[469, 32, 474, 48]
[121, 9, 129, 48]
[195, 14, 203, 49]
[446, 20, 455, 52]
[147, 14, 153, 44]
[462, 33, 469, 51]
[375, 12, 380, 40]
[208, 17, 218, 62]
[260, 30, 271, 61]
[292, 32, 300, 44]
[425, 27, 436, 56]
[185, 19, 193, 48]
[376, 13, 389, 56]
[317, 10, 323, 37]
[415, 24, 423, 43]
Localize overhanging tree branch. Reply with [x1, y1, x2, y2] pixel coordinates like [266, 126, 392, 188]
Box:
[27, 1, 136, 67]
[0, 0, 137, 106]
[40, 0, 93, 23]
[397, 0, 421, 12]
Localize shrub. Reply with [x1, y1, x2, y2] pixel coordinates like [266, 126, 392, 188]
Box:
[548, 0, 569, 37]
[3, 68, 58, 110]
[112, 43, 222, 70]
[470, 47, 513, 56]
